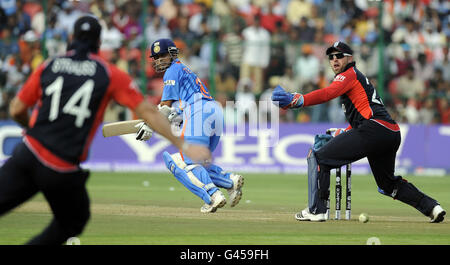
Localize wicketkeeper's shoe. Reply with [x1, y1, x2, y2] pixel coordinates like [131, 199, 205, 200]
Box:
[227, 174, 244, 207]
[200, 190, 227, 213]
[294, 208, 326, 222]
[429, 205, 446, 223]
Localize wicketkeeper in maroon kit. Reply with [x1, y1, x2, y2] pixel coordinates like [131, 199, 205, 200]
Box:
[272, 41, 446, 222]
[0, 15, 211, 244]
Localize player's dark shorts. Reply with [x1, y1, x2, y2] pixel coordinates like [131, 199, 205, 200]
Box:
[315, 119, 401, 193]
[0, 142, 90, 244]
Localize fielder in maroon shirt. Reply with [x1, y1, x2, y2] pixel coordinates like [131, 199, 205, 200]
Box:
[272, 41, 445, 223]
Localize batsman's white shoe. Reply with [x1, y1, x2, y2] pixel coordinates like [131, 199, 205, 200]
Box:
[429, 205, 446, 223]
[200, 190, 227, 213]
[227, 174, 244, 207]
[294, 208, 326, 222]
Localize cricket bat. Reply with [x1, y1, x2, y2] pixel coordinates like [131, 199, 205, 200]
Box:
[102, 119, 143, 137]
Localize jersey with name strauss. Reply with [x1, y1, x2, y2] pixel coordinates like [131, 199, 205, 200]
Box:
[18, 51, 144, 166]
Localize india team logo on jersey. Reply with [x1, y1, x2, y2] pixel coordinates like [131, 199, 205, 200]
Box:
[334, 74, 346, 82]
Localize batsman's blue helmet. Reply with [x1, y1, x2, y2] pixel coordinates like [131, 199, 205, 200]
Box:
[149, 38, 179, 72]
[149, 38, 179, 58]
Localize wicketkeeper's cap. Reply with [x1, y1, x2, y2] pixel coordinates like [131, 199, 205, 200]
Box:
[149, 38, 178, 58]
[326, 41, 353, 55]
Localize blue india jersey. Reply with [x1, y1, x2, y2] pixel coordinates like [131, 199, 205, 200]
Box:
[161, 59, 213, 108]
[160, 59, 223, 151]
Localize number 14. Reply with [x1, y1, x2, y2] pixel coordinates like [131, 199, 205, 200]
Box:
[45, 76, 93, 128]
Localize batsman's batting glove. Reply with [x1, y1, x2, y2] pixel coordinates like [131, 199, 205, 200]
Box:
[168, 108, 183, 124]
[158, 104, 183, 125]
[158, 104, 172, 118]
[326, 128, 347, 137]
[271, 85, 304, 109]
[135, 122, 153, 141]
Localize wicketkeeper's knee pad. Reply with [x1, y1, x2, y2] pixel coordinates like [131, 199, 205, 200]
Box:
[307, 148, 328, 214]
[162, 152, 218, 204]
[308, 148, 330, 200]
[206, 164, 233, 189]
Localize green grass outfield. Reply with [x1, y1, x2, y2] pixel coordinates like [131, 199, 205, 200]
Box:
[0, 172, 449, 245]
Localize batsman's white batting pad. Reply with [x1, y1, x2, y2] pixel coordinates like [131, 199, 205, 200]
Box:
[170, 153, 206, 189]
[162, 151, 214, 204]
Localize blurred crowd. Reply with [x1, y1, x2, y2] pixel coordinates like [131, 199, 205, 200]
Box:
[0, 0, 449, 124]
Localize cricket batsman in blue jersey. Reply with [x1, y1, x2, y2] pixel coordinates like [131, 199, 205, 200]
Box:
[135, 38, 244, 213]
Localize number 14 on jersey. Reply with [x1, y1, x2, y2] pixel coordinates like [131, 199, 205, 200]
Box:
[45, 76, 93, 128]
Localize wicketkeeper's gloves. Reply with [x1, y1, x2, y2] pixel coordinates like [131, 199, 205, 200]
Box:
[271, 85, 304, 109]
[313, 134, 333, 151]
[326, 128, 347, 137]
